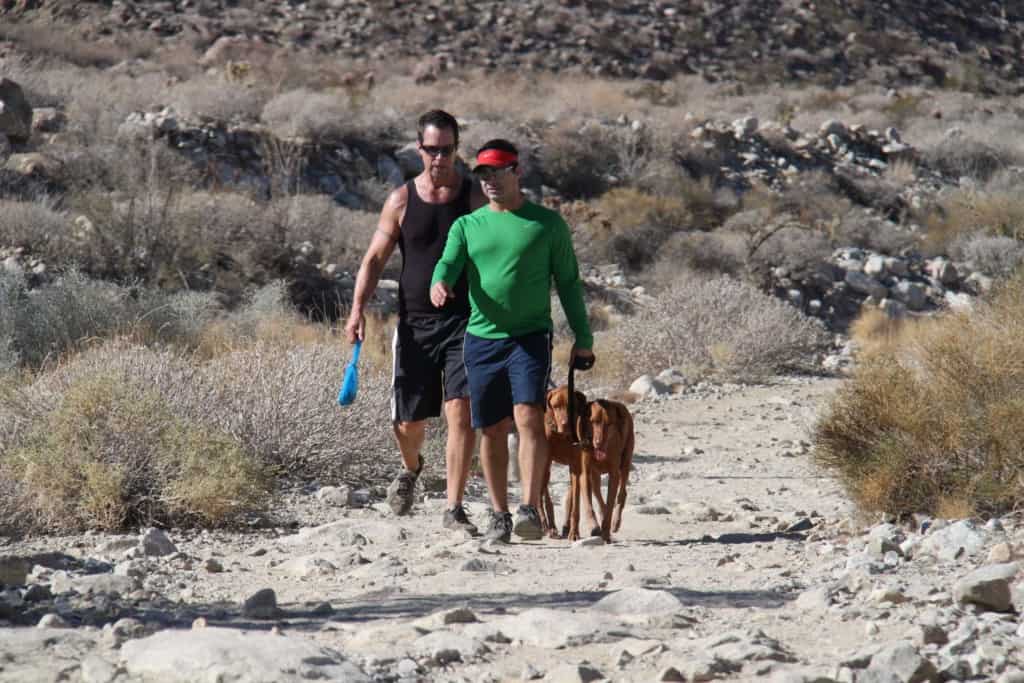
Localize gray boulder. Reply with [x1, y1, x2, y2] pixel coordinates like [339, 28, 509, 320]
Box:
[0, 78, 32, 143]
[953, 562, 1019, 612]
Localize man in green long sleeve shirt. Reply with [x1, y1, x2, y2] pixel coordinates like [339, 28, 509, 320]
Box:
[430, 139, 595, 543]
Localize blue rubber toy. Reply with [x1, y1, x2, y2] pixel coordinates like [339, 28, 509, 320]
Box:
[337, 340, 361, 406]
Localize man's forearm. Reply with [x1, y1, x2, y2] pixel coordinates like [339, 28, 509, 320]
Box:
[351, 257, 385, 315]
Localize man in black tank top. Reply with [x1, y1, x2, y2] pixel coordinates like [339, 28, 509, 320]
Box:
[345, 110, 485, 533]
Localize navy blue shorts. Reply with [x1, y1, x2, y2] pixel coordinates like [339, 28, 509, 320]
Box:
[462, 331, 552, 429]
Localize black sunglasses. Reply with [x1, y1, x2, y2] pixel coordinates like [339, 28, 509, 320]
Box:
[421, 144, 456, 158]
[473, 164, 517, 181]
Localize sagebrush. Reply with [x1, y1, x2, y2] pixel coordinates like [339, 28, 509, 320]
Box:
[814, 275, 1024, 517]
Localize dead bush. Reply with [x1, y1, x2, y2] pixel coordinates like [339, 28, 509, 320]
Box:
[539, 124, 618, 199]
[921, 137, 1020, 183]
[166, 77, 269, 123]
[0, 199, 69, 251]
[923, 188, 1024, 254]
[261, 88, 359, 142]
[0, 23, 157, 68]
[2, 373, 269, 531]
[951, 234, 1024, 278]
[645, 230, 747, 283]
[582, 187, 693, 270]
[607, 270, 828, 381]
[814, 275, 1024, 517]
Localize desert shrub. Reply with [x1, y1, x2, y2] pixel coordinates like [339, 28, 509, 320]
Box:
[539, 123, 618, 199]
[833, 210, 918, 255]
[814, 275, 1024, 517]
[1, 336, 398, 498]
[186, 342, 394, 481]
[921, 137, 1019, 183]
[0, 199, 68, 251]
[166, 77, 269, 123]
[583, 187, 693, 270]
[645, 230, 747, 283]
[951, 234, 1024, 278]
[923, 188, 1024, 254]
[2, 373, 269, 531]
[261, 88, 359, 141]
[609, 270, 828, 380]
[0, 23, 157, 68]
[0, 269, 226, 368]
[0, 269, 132, 367]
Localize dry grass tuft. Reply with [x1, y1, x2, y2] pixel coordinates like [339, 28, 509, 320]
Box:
[814, 274, 1024, 518]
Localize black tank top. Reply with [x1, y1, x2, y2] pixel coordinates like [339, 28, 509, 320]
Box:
[397, 176, 472, 318]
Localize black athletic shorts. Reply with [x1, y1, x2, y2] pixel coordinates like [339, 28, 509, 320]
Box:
[391, 314, 469, 423]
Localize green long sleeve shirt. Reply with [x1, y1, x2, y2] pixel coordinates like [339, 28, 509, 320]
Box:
[431, 201, 593, 350]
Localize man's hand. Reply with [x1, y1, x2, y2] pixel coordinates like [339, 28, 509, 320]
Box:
[430, 281, 454, 308]
[570, 346, 595, 370]
[344, 310, 364, 344]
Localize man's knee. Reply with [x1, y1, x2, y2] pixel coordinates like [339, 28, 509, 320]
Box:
[394, 420, 427, 438]
[481, 416, 514, 440]
[444, 398, 472, 431]
[513, 403, 545, 432]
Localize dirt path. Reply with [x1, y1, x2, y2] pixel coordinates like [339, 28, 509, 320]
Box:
[4, 375, 1023, 682]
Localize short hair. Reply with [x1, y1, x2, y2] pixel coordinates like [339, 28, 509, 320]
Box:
[477, 138, 518, 157]
[417, 110, 459, 145]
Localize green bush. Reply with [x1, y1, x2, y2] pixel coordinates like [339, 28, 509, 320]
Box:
[813, 275, 1024, 517]
[3, 374, 269, 531]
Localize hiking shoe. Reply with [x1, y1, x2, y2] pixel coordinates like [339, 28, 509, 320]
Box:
[484, 510, 513, 543]
[513, 504, 543, 541]
[386, 455, 422, 516]
[443, 504, 479, 536]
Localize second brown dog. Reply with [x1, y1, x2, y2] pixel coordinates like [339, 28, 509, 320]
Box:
[575, 398, 635, 542]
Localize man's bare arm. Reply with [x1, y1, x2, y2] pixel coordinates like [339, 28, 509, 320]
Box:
[344, 187, 406, 342]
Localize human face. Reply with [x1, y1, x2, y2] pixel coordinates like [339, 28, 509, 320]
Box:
[418, 125, 457, 179]
[476, 164, 518, 203]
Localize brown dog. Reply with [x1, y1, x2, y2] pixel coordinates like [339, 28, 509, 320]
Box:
[576, 399, 635, 542]
[541, 385, 602, 540]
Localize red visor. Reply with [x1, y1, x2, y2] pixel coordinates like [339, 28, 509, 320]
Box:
[474, 148, 518, 169]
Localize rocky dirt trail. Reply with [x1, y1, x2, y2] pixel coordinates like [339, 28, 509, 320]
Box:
[3, 376, 1024, 682]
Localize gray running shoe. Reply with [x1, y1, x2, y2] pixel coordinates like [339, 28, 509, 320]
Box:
[386, 455, 422, 516]
[442, 504, 479, 535]
[484, 510, 513, 543]
[513, 504, 543, 541]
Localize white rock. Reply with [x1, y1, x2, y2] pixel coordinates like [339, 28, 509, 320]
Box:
[315, 485, 354, 507]
[629, 375, 669, 398]
[121, 628, 369, 682]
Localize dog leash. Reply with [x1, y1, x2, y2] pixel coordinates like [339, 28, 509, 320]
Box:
[567, 353, 594, 446]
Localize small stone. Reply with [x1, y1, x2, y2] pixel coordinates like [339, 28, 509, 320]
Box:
[203, 558, 224, 573]
[38, 613, 70, 628]
[659, 666, 686, 681]
[192, 616, 208, 629]
[242, 588, 282, 619]
[139, 528, 177, 557]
